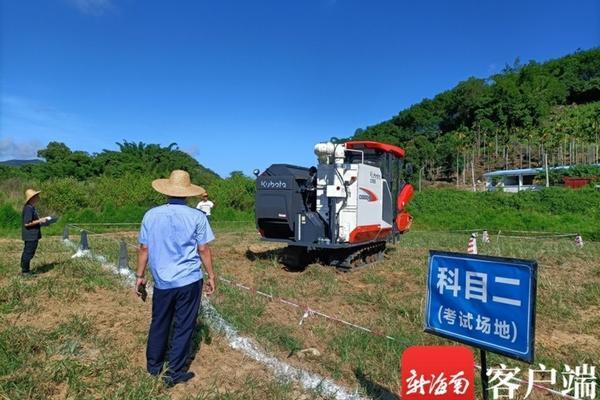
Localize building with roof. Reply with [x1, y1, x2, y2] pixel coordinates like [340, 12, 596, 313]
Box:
[483, 168, 543, 192]
[483, 165, 575, 192]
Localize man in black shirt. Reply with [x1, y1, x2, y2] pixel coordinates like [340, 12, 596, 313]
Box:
[21, 189, 48, 277]
[305, 166, 318, 211]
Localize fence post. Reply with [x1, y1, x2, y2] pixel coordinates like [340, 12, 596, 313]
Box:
[80, 230, 89, 251]
[119, 240, 129, 269]
[63, 225, 69, 240]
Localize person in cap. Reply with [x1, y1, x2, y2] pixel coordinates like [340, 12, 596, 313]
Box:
[135, 170, 216, 387]
[21, 189, 49, 277]
[195, 193, 214, 221]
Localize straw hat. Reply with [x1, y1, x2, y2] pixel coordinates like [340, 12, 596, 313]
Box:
[24, 189, 41, 204]
[152, 170, 206, 198]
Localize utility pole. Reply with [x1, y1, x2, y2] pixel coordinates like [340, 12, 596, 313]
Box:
[544, 152, 550, 188]
[471, 160, 476, 192]
[456, 157, 459, 187]
[596, 133, 600, 163]
[463, 153, 466, 185]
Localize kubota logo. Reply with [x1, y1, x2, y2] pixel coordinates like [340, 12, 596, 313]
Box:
[359, 187, 378, 202]
[260, 180, 288, 189]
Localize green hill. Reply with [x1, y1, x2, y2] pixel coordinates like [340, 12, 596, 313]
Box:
[353, 48, 600, 181]
[0, 159, 44, 167]
[0, 141, 221, 185]
[0, 141, 256, 232]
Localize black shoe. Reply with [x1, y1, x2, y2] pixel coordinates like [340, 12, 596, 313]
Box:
[21, 272, 34, 279]
[163, 371, 195, 388]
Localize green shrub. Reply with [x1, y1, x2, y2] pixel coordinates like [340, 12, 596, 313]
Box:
[207, 171, 255, 213]
[92, 174, 163, 209]
[0, 178, 31, 209]
[536, 165, 600, 185]
[3, 172, 599, 241]
[211, 206, 254, 222]
[40, 177, 89, 212]
[0, 203, 20, 229]
[407, 187, 600, 240]
[564, 165, 600, 178]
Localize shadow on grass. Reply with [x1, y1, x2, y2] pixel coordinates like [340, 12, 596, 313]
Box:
[34, 262, 59, 275]
[244, 248, 283, 262]
[186, 317, 213, 368]
[246, 247, 318, 273]
[355, 368, 400, 400]
[245, 247, 308, 273]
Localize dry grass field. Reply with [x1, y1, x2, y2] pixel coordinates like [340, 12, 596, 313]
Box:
[0, 226, 598, 399]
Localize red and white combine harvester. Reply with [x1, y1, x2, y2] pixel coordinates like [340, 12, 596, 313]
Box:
[254, 140, 414, 270]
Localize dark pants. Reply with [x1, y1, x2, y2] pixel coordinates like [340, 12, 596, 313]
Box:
[20, 240, 39, 273]
[147, 280, 202, 380]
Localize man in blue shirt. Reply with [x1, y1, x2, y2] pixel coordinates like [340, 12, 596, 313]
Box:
[135, 170, 216, 387]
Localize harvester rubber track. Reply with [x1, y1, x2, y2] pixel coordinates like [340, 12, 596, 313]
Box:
[330, 241, 387, 272]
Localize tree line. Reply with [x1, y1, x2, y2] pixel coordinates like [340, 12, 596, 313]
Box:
[352, 48, 600, 182]
[0, 141, 255, 221]
[0, 141, 220, 186]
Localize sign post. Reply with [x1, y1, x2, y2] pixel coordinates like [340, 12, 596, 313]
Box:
[480, 349, 488, 400]
[424, 250, 537, 397]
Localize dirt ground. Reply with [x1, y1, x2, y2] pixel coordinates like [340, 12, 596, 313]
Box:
[1, 228, 598, 400]
[207, 230, 600, 400]
[5, 287, 282, 398]
[0, 237, 319, 400]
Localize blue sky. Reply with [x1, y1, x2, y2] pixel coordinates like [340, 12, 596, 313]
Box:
[1, 0, 598, 177]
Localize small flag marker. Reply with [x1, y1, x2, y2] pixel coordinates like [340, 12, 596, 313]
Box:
[467, 233, 478, 254]
[482, 230, 490, 244]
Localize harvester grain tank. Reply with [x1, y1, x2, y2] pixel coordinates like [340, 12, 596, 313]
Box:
[255, 140, 414, 270]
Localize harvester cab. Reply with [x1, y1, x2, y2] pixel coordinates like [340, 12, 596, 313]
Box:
[255, 139, 414, 270]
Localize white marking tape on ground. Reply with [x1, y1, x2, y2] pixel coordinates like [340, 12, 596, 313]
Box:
[63, 231, 576, 400]
[64, 238, 138, 287]
[68, 224, 140, 251]
[62, 238, 368, 400]
[218, 277, 577, 400]
[202, 299, 368, 400]
[63, 234, 576, 399]
[218, 277, 396, 340]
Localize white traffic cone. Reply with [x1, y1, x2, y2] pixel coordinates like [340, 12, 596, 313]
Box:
[575, 234, 584, 248]
[482, 230, 490, 244]
[468, 234, 478, 254]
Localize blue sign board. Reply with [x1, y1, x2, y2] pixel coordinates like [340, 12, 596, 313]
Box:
[424, 250, 537, 363]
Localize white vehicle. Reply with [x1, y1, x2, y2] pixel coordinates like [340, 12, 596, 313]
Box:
[254, 140, 414, 270]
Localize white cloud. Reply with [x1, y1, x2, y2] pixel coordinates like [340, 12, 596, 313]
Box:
[1, 95, 84, 133]
[66, 0, 115, 16]
[487, 63, 499, 75]
[0, 94, 92, 152]
[0, 138, 42, 160]
[182, 145, 199, 157]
